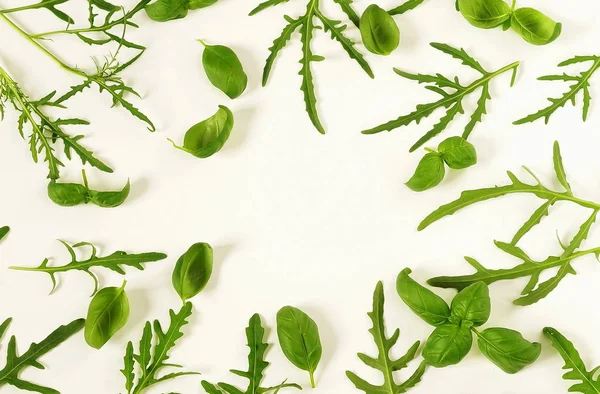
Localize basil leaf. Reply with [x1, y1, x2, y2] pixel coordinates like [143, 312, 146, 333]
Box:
[406, 152, 445, 192]
[84, 281, 130, 349]
[359, 4, 400, 56]
[511, 8, 562, 46]
[277, 306, 323, 388]
[458, 0, 512, 29]
[397, 268, 451, 326]
[476, 327, 541, 373]
[172, 242, 213, 303]
[47, 181, 89, 206]
[438, 136, 477, 170]
[88, 180, 130, 208]
[0, 226, 9, 242]
[200, 41, 248, 99]
[189, 0, 218, 9]
[450, 282, 490, 327]
[423, 323, 473, 368]
[145, 0, 189, 22]
[169, 105, 234, 158]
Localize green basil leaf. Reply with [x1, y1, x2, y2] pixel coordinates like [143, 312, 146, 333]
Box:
[277, 306, 322, 388]
[511, 8, 562, 46]
[458, 0, 512, 29]
[169, 105, 234, 158]
[406, 152, 446, 192]
[88, 180, 131, 208]
[189, 0, 219, 10]
[145, 0, 189, 22]
[360, 4, 400, 56]
[47, 181, 89, 206]
[450, 282, 490, 326]
[477, 327, 541, 373]
[0, 226, 9, 242]
[200, 41, 248, 99]
[84, 281, 130, 349]
[423, 323, 473, 368]
[438, 136, 477, 170]
[397, 268, 450, 326]
[172, 242, 213, 303]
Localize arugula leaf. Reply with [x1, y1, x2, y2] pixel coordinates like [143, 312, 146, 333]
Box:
[544, 327, 600, 394]
[362, 43, 519, 152]
[124, 302, 199, 394]
[0, 227, 9, 242]
[515, 55, 600, 124]
[10, 241, 167, 295]
[346, 281, 427, 394]
[389, 0, 426, 16]
[201, 314, 301, 393]
[0, 317, 84, 394]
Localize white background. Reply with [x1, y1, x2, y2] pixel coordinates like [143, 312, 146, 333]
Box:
[1, 0, 599, 393]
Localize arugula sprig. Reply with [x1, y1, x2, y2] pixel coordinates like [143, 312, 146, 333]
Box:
[0, 66, 112, 180]
[363, 43, 519, 152]
[422, 141, 600, 305]
[346, 281, 426, 394]
[201, 314, 301, 393]
[0, 317, 84, 394]
[9, 241, 167, 295]
[515, 55, 600, 124]
[122, 302, 199, 394]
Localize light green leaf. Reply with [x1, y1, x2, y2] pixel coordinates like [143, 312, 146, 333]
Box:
[405, 152, 445, 192]
[511, 8, 562, 46]
[396, 268, 450, 326]
[85, 281, 130, 349]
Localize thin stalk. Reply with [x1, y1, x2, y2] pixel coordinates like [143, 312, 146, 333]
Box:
[0, 0, 65, 14]
[309, 371, 316, 389]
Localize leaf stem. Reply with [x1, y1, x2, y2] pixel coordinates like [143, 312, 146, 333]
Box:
[0, 0, 65, 14]
[309, 370, 316, 388]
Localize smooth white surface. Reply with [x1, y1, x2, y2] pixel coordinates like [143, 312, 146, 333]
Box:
[1, 0, 600, 393]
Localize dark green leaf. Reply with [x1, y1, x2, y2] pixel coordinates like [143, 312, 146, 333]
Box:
[438, 136, 477, 169]
[261, 16, 303, 86]
[396, 268, 450, 326]
[249, 0, 290, 15]
[360, 5, 400, 56]
[458, 0, 512, 29]
[389, 0, 426, 16]
[510, 8, 562, 46]
[553, 140, 572, 193]
[450, 282, 490, 326]
[88, 180, 130, 208]
[476, 327, 541, 374]
[47, 181, 89, 207]
[423, 323, 472, 368]
[145, 0, 189, 21]
[172, 242, 213, 303]
[85, 281, 130, 349]
[200, 41, 248, 99]
[0, 227, 9, 242]
[405, 152, 445, 192]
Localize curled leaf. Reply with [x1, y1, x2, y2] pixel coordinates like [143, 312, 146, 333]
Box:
[511, 8, 562, 46]
[406, 152, 445, 192]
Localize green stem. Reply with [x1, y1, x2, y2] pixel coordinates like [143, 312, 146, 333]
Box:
[424, 147, 437, 154]
[0, 0, 65, 14]
[309, 370, 316, 388]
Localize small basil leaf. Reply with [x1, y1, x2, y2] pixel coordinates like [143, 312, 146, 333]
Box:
[200, 41, 248, 99]
[477, 327, 541, 373]
[0, 226, 9, 242]
[169, 105, 234, 158]
[397, 268, 451, 326]
[450, 282, 490, 326]
[438, 136, 477, 170]
[277, 306, 322, 388]
[84, 281, 130, 349]
[360, 4, 400, 56]
[458, 0, 512, 29]
[145, 0, 189, 22]
[511, 8, 562, 46]
[172, 242, 213, 303]
[88, 180, 131, 208]
[423, 323, 473, 368]
[406, 152, 445, 192]
[48, 181, 89, 206]
[189, 0, 219, 10]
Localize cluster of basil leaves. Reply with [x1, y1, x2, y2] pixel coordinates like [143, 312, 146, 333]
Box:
[360, 5, 400, 56]
[397, 269, 541, 373]
[457, 0, 561, 46]
[48, 170, 130, 208]
[406, 136, 477, 192]
[145, 0, 218, 22]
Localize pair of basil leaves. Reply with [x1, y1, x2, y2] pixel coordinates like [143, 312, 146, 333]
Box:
[397, 269, 541, 373]
[145, 0, 218, 22]
[48, 170, 130, 207]
[360, 5, 400, 56]
[406, 136, 477, 192]
[458, 0, 561, 46]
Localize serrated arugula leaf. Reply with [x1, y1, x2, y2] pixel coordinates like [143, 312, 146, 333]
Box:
[0, 318, 84, 394]
[201, 314, 301, 394]
[389, 0, 426, 15]
[9, 241, 167, 295]
[262, 16, 303, 86]
[346, 282, 426, 394]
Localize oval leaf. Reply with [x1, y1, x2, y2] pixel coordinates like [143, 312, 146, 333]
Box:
[47, 181, 88, 206]
[511, 8, 562, 46]
[277, 306, 322, 388]
[458, 0, 512, 29]
[145, 0, 189, 22]
[397, 268, 451, 326]
[450, 282, 490, 326]
[438, 136, 477, 170]
[406, 152, 446, 192]
[360, 4, 400, 56]
[423, 323, 473, 368]
[200, 41, 248, 99]
[172, 242, 213, 303]
[169, 105, 234, 158]
[84, 281, 130, 349]
[88, 180, 131, 208]
[477, 327, 541, 373]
